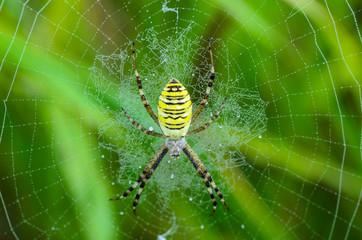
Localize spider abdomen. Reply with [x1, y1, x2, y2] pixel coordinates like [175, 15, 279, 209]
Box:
[157, 78, 192, 138]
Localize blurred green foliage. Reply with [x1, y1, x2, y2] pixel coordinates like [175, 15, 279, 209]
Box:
[1, 0, 362, 239]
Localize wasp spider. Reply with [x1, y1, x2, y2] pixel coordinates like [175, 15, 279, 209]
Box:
[110, 39, 229, 216]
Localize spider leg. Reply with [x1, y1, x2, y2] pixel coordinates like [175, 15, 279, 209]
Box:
[131, 146, 168, 214]
[109, 144, 168, 203]
[132, 42, 160, 126]
[183, 144, 228, 216]
[132, 159, 162, 214]
[121, 107, 165, 138]
[191, 38, 215, 123]
[183, 143, 229, 214]
[196, 169, 218, 216]
[186, 97, 227, 137]
[203, 171, 229, 211]
[184, 149, 217, 215]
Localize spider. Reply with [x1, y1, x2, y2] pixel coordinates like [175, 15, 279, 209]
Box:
[110, 39, 229, 216]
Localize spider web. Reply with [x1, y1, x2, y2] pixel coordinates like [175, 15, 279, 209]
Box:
[0, 0, 362, 239]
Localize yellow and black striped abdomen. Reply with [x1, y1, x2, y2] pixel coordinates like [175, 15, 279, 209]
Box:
[158, 78, 192, 138]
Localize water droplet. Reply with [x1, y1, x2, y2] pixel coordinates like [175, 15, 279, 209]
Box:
[149, 126, 153, 131]
[241, 224, 245, 229]
[101, 155, 105, 158]
[189, 197, 193, 201]
[120, 212, 124, 215]
[201, 225, 204, 229]
[258, 135, 262, 138]
[111, 182, 115, 185]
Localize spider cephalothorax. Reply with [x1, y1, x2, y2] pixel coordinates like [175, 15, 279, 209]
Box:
[165, 137, 186, 159]
[110, 39, 229, 216]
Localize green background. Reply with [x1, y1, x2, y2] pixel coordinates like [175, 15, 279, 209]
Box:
[0, 0, 361, 239]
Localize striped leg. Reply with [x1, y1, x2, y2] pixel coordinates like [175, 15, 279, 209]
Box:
[121, 107, 165, 138]
[132, 42, 159, 126]
[203, 171, 229, 211]
[133, 179, 147, 214]
[109, 144, 168, 201]
[187, 97, 227, 137]
[183, 143, 229, 213]
[132, 146, 167, 213]
[191, 38, 215, 123]
[132, 160, 161, 214]
[183, 144, 219, 216]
